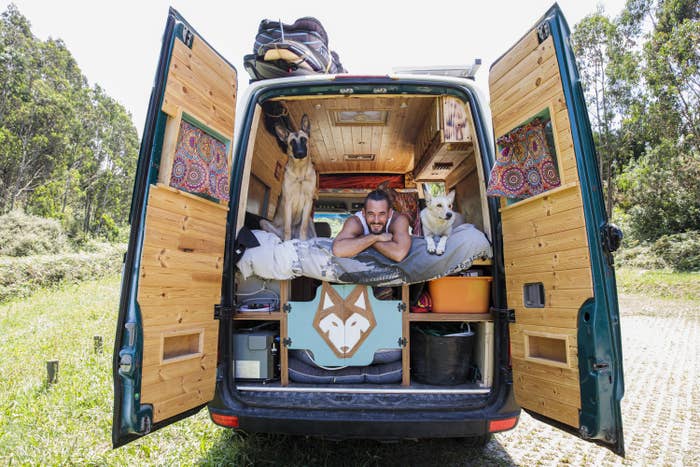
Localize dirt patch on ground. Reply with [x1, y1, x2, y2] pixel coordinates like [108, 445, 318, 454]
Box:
[486, 293, 700, 465]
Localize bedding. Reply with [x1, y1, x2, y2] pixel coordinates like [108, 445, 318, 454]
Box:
[237, 223, 492, 287]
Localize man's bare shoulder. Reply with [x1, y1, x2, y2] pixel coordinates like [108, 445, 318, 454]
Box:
[389, 213, 410, 233]
[336, 215, 363, 239]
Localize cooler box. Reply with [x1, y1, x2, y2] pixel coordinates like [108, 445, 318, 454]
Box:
[233, 328, 278, 381]
[428, 276, 492, 313]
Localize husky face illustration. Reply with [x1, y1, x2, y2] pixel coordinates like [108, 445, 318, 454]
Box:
[313, 284, 376, 358]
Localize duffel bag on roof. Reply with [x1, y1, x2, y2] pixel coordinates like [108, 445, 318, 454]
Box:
[244, 16, 346, 81]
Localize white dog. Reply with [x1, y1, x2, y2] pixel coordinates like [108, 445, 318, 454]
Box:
[260, 114, 317, 241]
[420, 189, 461, 255]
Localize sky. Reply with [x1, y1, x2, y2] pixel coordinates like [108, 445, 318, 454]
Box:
[1, 0, 626, 135]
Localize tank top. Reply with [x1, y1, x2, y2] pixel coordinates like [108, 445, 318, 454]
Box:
[354, 210, 393, 235]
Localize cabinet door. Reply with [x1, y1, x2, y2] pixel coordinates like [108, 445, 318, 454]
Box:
[288, 283, 402, 366]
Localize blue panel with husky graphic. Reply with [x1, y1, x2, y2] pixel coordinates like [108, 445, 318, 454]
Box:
[287, 282, 402, 367]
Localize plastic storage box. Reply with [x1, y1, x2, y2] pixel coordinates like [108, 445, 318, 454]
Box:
[428, 276, 492, 313]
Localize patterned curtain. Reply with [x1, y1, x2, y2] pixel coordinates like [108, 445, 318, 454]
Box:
[486, 117, 561, 199]
[170, 120, 230, 202]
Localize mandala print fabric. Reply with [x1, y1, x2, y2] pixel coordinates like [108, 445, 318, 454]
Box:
[170, 120, 230, 202]
[486, 117, 561, 198]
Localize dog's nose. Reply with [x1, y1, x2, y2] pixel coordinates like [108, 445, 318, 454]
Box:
[446, 212, 452, 219]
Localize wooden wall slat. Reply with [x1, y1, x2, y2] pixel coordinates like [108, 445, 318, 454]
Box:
[190, 34, 238, 91]
[514, 371, 582, 406]
[505, 266, 593, 292]
[505, 246, 591, 275]
[143, 225, 225, 256]
[504, 226, 588, 259]
[150, 380, 213, 422]
[148, 186, 228, 221]
[169, 45, 236, 117]
[511, 358, 579, 388]
[491, 46, 559, 117]
[514, 388, 580, 427]
[142, 351, 217, 386]
[491, 39, 555, 102]
[490, 30, 540, 87]
[140, 267, 222, 289]
[141, 245, 223, 274]
[161, 39, 236, 140]
[138, 286, 220, 307]
[500, 184, 582, 221]
[141, 303, 220, 327]
[493, 78, 564, 138]
[502, 206, 587, 243]
[509, 307, 579, 328]
[508, 287, 591, 309]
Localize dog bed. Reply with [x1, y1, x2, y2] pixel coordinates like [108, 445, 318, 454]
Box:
[289, 348, 402, 367]
[237, 223, 492, 287]
[288, 356, 403, 384]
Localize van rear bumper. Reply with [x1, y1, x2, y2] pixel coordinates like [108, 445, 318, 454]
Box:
[209, 403, 520, 439]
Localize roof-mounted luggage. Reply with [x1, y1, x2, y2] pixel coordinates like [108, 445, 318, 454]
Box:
[243, 16, 347, 81]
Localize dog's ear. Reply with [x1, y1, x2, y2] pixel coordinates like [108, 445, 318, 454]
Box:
[300, 114, 311, 135]
[377, 181, 389, 191]
[274, 123, 290, 143]
[447, 190, 456, 204]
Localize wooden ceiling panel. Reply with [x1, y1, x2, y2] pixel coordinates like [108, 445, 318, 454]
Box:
[282, 96, 435, 174]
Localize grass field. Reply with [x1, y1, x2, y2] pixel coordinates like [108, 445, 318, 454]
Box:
[1, 267, 697, 465]
[0, 276, 499, 466]
[616, 267, 700, 301]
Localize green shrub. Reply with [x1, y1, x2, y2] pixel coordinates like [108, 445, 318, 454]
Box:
[0, 210, 69, 256]
[0, 244, 125, 302]
[618, 142, 700, 242]
[614, 243, 667, 269]
[651, 231, 700, 272]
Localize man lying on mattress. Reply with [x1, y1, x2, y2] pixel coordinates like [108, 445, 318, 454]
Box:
[331, 189, 411, 262]
[237, 192, 492, 287]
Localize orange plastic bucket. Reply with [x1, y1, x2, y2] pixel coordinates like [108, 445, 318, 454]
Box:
[427, 276, 492, 313]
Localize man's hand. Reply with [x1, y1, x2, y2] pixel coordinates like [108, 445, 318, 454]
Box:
[374, 232, 393, 243]
[370, 215, 411, 262]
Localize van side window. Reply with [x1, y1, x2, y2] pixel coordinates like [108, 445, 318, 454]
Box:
[246, 175, 270, 217]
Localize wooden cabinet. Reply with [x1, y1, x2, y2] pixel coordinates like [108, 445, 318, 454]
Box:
[234, 276, 494, 388]
[413, 96, 477, 182]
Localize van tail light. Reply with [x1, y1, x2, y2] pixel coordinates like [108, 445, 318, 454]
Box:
[211, 412, 239, 428]
[488, 416, 518, 433]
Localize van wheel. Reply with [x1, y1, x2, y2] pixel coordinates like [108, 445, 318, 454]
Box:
[462, 434, 492, 448]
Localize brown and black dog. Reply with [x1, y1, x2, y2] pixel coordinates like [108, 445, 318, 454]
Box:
[260, 113, 317, 241]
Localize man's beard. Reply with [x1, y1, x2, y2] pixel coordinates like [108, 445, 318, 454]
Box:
[369, 223, 386, 234]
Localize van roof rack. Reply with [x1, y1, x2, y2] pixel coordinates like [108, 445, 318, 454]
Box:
[392, 59, 482, 80]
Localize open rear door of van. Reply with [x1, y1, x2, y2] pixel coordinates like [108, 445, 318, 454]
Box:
[489, 5, 624, 456]
[112, 8, 237, 447]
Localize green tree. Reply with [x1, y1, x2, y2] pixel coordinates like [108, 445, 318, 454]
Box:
[574, 0, 699, 242]
[0, 4, 138, 238]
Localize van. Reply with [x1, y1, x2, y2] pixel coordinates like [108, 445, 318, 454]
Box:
[112, 5, 625, 455]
